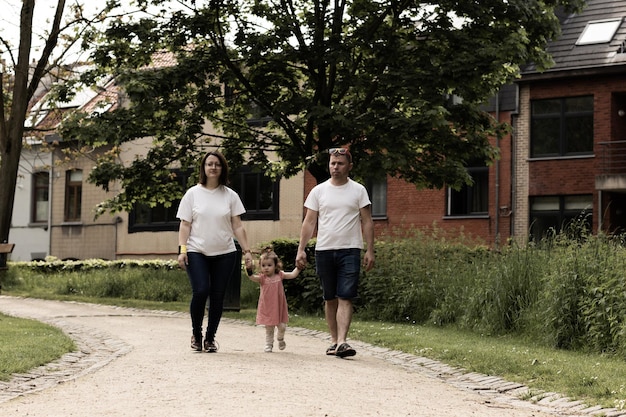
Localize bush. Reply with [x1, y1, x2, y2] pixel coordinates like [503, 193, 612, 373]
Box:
[358, 230, 490, 325]
[6, 259, 189, 302]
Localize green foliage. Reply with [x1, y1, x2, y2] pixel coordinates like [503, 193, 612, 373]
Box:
[59, 0, 583, 214]
[11, 258, 179, 273]
[537, 234, 626, 354]
[358, 229, 490, 325]
[461, 243, 545, 334]
[5, 257, 267, 311]
[5, 259, 189, 303]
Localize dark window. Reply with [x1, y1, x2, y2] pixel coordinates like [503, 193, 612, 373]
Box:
[230, 166, 279, 221]
[64, 170, 82, 222]
[365, 178, 387, 218]
[531, 96, 593, 157]
[446, 166, 489, 216]
[32, 172, 49, 223]
[128, 171, 188, 233]
[530, 195, 593, 241]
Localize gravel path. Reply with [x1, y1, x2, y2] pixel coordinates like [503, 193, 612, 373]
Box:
[0, 296, 618, 417]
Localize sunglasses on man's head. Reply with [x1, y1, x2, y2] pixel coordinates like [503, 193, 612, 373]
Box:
[329, 148, 349, 155]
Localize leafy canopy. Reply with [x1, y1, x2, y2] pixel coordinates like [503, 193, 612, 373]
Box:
[59, 0, 584, 214]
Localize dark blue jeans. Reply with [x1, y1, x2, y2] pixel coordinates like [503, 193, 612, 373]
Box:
[186, 251, 238, 342]
[315, 248, 361, 300]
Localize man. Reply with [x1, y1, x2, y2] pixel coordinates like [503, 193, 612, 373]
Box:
[296, 147, 375, 358]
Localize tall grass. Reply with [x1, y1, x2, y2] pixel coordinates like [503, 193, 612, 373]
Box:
[356, 228, 626, 357]
[3, 258, 261, 310]
[5, 264, 190, 303]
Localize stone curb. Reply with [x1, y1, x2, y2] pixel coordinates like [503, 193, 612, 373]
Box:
[1, 300, 625, 417]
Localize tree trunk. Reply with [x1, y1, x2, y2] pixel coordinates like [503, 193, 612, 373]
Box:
[0, 0, 35, 243]
[0, 0, 67, 244]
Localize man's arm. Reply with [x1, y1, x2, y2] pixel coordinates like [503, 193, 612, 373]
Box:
[296, 208, 318, 269]
[360, 205, 375, 271]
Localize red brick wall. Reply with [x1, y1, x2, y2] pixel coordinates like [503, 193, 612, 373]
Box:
[528, 158, 595, 196]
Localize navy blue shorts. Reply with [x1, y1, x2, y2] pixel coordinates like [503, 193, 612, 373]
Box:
[315, 248, 361, 300]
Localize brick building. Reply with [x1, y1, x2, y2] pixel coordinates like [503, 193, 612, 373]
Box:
[513, 0, 626, 241]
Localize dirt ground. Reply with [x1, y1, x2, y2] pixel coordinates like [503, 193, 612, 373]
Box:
[0, 296, 598, 417]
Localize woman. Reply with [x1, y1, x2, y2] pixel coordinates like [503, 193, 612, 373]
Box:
[176, 150, 253, 352]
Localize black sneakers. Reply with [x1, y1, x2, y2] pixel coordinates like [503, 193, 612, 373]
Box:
[191, 335, 202, 351]
[204, 339, 219, 353]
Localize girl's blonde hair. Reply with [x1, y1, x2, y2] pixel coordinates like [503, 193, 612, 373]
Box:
[259, 246, 282, 274]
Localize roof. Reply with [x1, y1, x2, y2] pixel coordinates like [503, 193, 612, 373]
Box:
[522, 0, 626, 77]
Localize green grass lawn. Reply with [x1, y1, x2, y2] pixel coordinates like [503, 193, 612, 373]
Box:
[0, 313, 75, 381]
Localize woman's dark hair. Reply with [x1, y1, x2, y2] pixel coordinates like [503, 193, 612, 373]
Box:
[198, 151, 229, 186]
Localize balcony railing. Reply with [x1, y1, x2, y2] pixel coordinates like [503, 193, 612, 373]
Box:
[597, 140, 626, 175]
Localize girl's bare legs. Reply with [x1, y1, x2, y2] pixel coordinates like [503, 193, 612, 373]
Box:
[277, 323, 287, 350]
[264, 325, 274, 352]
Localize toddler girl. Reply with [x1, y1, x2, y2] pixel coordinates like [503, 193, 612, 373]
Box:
[247, 247, 300, 352]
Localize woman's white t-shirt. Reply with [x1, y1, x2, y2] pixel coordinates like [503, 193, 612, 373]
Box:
[176, 184, 246, 256]
[304, 178, 371, 251]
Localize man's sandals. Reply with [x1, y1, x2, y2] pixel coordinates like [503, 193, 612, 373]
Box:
[327, 342, 356, 358]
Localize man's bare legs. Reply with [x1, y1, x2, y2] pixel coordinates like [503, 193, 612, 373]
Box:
[325, 298, 353, 345]
[325, 299, 338, 343]
[326, 298, 356, 357]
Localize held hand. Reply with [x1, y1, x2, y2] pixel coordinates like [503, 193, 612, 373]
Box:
[295, 250, 307, 270]
[244, 252, 253, 267]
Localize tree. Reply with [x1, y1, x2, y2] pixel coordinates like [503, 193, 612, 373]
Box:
[59, 0, 585, 215]
[0, 0, 119, 245]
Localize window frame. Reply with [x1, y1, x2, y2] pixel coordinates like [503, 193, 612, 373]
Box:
[530, 95, 594, 158]
[445, 166, 489, 217]
[31, 171, 49, 224]
[576, 19, 622, 45]
[365, 177, 387, 219]
[529, 195, 593, 241]
[128, 201, 182, 233]
[64, 169, 82, 222]
[128, 170, 189, 233]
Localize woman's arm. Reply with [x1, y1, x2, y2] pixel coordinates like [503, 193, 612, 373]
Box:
[177, 220, 192, 269]
[231, 215, 253, 268]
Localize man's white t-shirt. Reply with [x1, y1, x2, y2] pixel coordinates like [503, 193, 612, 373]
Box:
[304, 178, 371, 251]
[176, 184, 246, 256]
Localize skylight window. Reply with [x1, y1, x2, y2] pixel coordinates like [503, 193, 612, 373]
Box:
[577, 18, 623, 45]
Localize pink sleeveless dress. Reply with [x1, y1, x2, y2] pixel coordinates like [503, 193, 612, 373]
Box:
[256, 271, 289, 326]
